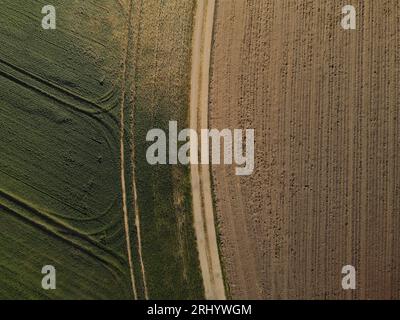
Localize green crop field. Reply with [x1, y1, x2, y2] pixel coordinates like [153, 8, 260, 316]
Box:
[0, 0, 202, 299]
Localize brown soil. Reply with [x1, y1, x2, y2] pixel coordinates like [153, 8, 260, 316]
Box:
[209, 0, 400, 299]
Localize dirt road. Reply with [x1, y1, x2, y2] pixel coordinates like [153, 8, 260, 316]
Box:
[210, 0, 400, 299]
[190, 0, 226, 300]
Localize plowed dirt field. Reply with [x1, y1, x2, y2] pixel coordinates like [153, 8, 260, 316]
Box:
[210, 0, 400, 299]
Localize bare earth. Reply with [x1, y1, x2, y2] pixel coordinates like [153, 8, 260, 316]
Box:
[119, 0, 138, 300]
[210, 0, 400, 299]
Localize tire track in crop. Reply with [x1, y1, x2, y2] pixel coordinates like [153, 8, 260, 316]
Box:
[0, 58, 117, 117]
[119, 0, 139, 300]
[0, 166, 117, 223]
[0, 57, 120, 165]
[0, 48, 126, 261]
[126, 0, 149, 299]
[0, 189, 125, 280]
